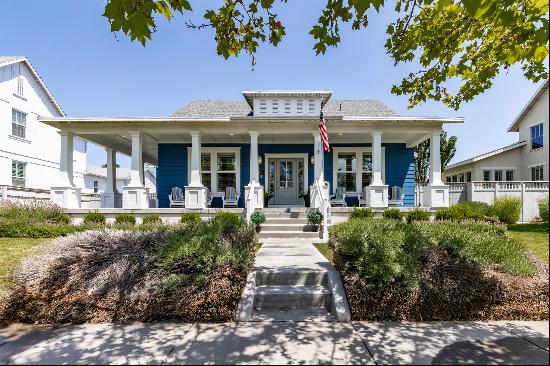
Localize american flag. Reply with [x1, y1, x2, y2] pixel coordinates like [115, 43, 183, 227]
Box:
[319, 110, 330, 152]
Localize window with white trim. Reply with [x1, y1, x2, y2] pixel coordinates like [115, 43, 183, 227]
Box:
[459, 173, 465, 183]
[336, 153, 357, 192]
[494, 170, 503, 181]
[11, 161, 26, 187]
[217, 152, 237, 191]
[93, 180, 99, 193]
[452, 175, 458, 183]
[531, 165, 544, 181]
[466, 171, 472, 182]
[11, 109, 26, 139]
[446, 176, 451, 183]
[201, 153, 212, 189]
[530, 123, 544, 150]
[483, 170, 491, 181]
[505, 170, 514, 181]
[361, 153, 373, 188]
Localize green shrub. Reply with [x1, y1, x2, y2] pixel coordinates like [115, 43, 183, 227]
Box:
[212, 211, 244, 233]
[142, 214, 162, 225]
[330, 218, 429, 289]
[307, 208, 323, 226]
[250, 211, 266, 226]
[492, 196, 522, 224]
[180, 212, 201, 224]
[115, 213, 136, 226]
[538, 196, 549, 222]
[0, 221, 86, 238]
[83, 212, 106, 225]
[349, 207, 374, 220]
[435, 207, 454, 221]
[436, 202, 489, 222]
[383, 208, 403, 220]
[459, 201, 492, 219]
[406, 208, 430, 223]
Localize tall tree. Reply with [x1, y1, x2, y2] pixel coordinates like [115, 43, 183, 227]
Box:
[102, 0, 548, 109]
[415, 131, 457, 183]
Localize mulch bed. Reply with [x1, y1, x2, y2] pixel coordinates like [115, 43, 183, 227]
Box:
[334, 247, 549, 321]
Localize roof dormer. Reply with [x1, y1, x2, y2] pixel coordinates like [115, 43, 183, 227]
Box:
[242, 90, 332, 117]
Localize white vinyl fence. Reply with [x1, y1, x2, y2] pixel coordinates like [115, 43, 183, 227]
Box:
[415, 181, 549, 223]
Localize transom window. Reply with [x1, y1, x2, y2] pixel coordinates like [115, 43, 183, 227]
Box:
[531, 165, 544, 181]
[530, 123, 544, 150]
[12, 161, 26, 187]
[11, 109, 26, 139]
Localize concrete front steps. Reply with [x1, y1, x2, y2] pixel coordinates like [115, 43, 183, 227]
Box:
[237, 241, 351, 322]
[258, 208, 322, 240]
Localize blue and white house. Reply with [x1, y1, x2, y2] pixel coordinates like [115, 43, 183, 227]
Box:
[40, 90, 462, 227]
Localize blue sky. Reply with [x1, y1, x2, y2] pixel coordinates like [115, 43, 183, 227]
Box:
[1, 0, 545, 167]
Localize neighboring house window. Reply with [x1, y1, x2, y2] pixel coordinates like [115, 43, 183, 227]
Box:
[16, 77, 24, 97]
[530, 123, 544, 150]
[201, 153, 211, 189]
[466, 171, 472, 182]
[11, 109, 26, 139]
[217, 152, 237, 191]
[361, 153, 373, 188]
[337, 153, 357, 192]
[452, 175, 458, 183]
[93, 180, 99, 193]
[494, 170, 503, 181]
[531, 165, 544, 181]
[483, 170, 491, 181]
[446, 176, 451, 183]
[459, 173, 465, 183]
[11, 161, 26, 187]
[505, 170, 514, 181]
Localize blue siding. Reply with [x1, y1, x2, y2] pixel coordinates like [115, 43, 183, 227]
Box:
[157, 144, 189, 208]
[157, 142, 415, 208]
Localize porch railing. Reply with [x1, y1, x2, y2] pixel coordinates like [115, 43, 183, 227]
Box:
[245, 181, 259, 223]
[311, 179, 331, 241]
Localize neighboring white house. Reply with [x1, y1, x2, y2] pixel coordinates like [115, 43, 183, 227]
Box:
[444, 80, 548, 183]
[0, 56, 87, 199]
[84, 164, 156, 194]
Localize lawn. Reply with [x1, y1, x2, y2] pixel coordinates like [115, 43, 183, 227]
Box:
[0, 237, 47, 290]
[507, 222, 549, 262]
[314, 243, 334, 263]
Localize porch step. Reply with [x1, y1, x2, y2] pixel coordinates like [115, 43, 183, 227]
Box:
[259, 231, 320, 239]
[250, 308, 335, 322]
[262, 217, 309, 225]
[254, 285, 331, 309]
[260, 224, 315, 232]
[263, 212, 309, 219]
[255, 270, 328, 287]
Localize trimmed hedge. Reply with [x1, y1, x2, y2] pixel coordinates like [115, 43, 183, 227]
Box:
[142, 214, 162, 225]
[83, 212, 106, 225]
[115, 213, 136, 226]
[383, 208, 403, 220]
[406, 208, 430, 223]
[180, 212, 201, 224]
[436, 201, 491, 222]
[349, 207, 374, 220]
[493, 196, 522, 224]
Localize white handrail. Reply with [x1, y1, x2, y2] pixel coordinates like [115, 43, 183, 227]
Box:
[245, 181, 258, 223]
[313, 179, 330, 241]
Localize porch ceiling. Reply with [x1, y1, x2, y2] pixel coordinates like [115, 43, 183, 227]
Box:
[39, 116, 463, 165]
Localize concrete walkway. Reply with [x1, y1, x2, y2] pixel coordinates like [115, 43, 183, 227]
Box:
[0, 321, 547, 364]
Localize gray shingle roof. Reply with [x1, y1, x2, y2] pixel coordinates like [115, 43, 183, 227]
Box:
[172, 99, 399, 118]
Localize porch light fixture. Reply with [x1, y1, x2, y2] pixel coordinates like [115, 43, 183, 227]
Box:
[310, 156, 315, 165]
[258, 155, 263, 164]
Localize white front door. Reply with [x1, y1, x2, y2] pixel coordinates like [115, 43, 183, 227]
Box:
[274, 159, 299, 205]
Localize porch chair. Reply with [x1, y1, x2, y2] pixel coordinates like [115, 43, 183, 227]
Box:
[330, 186, 347, 207]
[205, 187, 213, 207]
[168, 187, 185, 208]
[222, 186, 240, 208]
[389, 186, 403, 207]
[358, 187, 368, 207]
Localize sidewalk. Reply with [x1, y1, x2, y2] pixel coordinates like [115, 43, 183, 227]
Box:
[0, 321, 548, 364]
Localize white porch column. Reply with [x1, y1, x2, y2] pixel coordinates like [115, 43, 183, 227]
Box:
[123, 131, 149, 208]
[50, 131, 81, 208]
[423, 130, 449, 208]
[101, 148, 121, 208]
[366, 131, 388, 208]
[245, 131, 264, 209]
[185, 131, 207, 209]
[313, 132, 324, 182]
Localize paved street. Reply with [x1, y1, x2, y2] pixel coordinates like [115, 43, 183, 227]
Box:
[0, 321, 548, 365]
